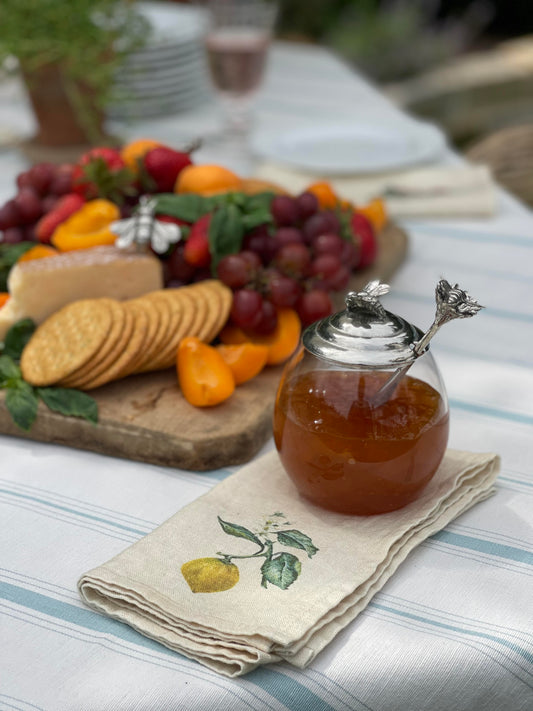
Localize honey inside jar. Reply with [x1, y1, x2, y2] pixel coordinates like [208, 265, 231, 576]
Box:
[273, 367, 449, 515]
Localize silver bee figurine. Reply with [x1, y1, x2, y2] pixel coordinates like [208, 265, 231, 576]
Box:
[111, 195, 181, 254]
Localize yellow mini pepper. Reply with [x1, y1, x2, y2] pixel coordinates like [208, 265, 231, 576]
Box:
[51, 199, 120, 252]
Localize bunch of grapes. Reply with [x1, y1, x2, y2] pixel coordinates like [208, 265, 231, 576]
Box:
[216, 192, 361, 333]
[0, 163, 75, 243]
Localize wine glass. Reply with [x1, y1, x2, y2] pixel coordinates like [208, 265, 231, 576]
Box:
[204, 0, 277, 136]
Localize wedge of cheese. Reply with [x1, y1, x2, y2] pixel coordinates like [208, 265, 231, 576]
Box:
[0, 246, 163, 342]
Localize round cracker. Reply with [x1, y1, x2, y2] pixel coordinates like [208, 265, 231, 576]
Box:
[21, 299, 115, 386]
[144, 292, 183, 370]
[203, 281, 232, 343]
[120, 300, 158, 376]
[156, 288, 199, 369]
[65, 305, 134, 389]
[135, 294, 172, 373]
[183, 283, 209, 341]
[60, 300, 126, 387]
[80, 306, 150, 389]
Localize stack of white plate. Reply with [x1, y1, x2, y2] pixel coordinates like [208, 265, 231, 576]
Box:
[108, 2, 212, 119]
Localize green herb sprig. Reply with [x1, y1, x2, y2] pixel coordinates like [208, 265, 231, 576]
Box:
[153, 191, 275, 272]
[0, 319, 98, 431]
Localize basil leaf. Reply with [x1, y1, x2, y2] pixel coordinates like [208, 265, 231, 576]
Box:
[276, 529, 319, 558]
[261, 552, 301, 590]
[241, 209, 272, 231]
[5, 381, 38, 431]
[2, 318, 36, 360]
[0, 354, 21, 382]
[217, 516, 262, 546]
[37, 387, 98, 425]
[243, 192, 274, 213]
[154, 194, 211, 223]
[208, 204, 244, 272]
[0, 242, 35, 291]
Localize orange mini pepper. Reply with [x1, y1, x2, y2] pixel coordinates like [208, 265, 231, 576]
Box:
[216, 343, 269, 385]
[177, 337, 235, 407]
[219, 308, 301, 366]
[0, 292, 9, 309]
[306, 181, 339, 210]
[51, 199, 120, 252]
[17, 245, 58, 262]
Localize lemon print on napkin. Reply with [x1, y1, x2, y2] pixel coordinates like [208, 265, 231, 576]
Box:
[181, 513, 319, 593]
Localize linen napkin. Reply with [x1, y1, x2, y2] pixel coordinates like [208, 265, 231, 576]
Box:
[78, 448, 500, 678]
[254, 163, 498, 218]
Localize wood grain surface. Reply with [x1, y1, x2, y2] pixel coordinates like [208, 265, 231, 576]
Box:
[0, 222, 408, 471]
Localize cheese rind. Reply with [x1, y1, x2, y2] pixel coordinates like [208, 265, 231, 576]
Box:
[0, 246, 163, 341]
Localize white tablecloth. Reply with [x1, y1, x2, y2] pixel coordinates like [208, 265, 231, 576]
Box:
[1, 43, 532, 711]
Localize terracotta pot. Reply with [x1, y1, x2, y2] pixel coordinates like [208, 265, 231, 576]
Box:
[22, 63, 106, 148]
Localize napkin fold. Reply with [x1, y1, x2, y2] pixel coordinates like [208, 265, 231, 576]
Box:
[79, 448, 500, 677]
[255, 163, 498, 218]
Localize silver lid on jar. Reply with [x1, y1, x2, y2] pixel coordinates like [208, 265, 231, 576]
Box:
[302, 281, 423, 368]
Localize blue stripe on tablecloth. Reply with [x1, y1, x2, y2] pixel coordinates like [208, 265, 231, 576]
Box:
[402, 222, 533, 247]
[448, 399, 533, 426]
[0, 582, 337, 711]
[0, 694, 45, 711]
[430, 531, 533, 565]
[0, 489, 147, 536]
[370, 602, 533, 666]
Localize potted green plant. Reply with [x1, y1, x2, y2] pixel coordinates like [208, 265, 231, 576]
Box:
[0, 0, 148, 151]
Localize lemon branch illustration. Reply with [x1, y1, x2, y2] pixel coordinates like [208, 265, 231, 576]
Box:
[181, 513, 319, 593]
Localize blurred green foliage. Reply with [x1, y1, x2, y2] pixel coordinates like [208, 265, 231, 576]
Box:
[278, 0, 492, 81]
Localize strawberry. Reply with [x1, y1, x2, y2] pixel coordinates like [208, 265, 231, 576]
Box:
[184, 214, 211, 267]
[143, 146, 192, 193]
[35, 193, 85, 244]
[72, 147, 135, 203]
[350, 212, 377, 269]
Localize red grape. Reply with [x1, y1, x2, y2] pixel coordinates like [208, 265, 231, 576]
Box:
[271, 195, 299, 227]
[167, 243, 196, 282]
[273, 227, 304, 251]
[275, 243, 311, 278]
[231, 289, 263, 329]
[1, 226, 25, 244]
[41, 195, 59, 214]
[0, 200, 22, 230]
[239, 250, 262, 271]
[322, 210, 341, 234]
[267, 273, 302, 307]
[312, 233, 344, 258]
[28, 163, 55, 196]
[252, 299, 278, 335]
[243, 226, 276, 265]
[217, 253, 254, 289]
[302, 212, 335, 244]
[14, 189, 42, 224]
[297, 289, 334, 327]
[311, 253, 342, 280]
[48, 165, 74, 196]
[327, 265, 351, 291]
[166, 278, 188, 289]
[296, 191, 319, 221]
[192, 267, 212, 282]
[16, 171, 33, 191]
[340, 240, 359, 270]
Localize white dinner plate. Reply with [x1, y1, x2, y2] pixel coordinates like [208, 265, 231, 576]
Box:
[251, 120, 447, 174]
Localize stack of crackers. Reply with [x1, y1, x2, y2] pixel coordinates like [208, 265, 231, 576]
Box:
[20, 280, 232, 391]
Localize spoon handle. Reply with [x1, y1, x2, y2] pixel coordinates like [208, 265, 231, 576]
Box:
[372, 279, 483, 406]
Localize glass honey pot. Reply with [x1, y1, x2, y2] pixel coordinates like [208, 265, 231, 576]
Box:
[273, 280, 482, 515]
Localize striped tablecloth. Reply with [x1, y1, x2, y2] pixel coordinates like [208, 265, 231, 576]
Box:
[1, 43, 532, 711]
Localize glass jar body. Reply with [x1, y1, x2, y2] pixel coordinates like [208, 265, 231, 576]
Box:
[273, 348, 449, 515]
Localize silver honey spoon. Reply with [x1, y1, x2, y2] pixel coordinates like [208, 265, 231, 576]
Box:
[372, 279, 484, 407]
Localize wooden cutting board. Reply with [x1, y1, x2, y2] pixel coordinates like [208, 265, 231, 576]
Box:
[0, 222, 407, 471]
